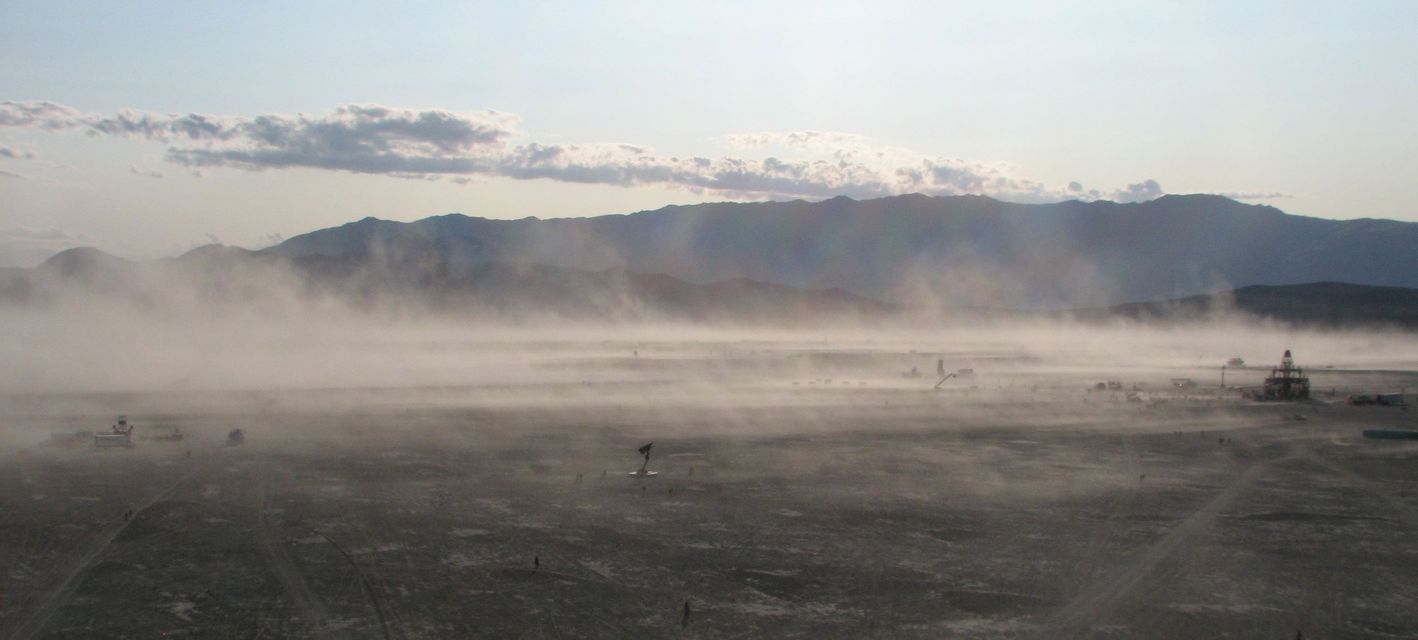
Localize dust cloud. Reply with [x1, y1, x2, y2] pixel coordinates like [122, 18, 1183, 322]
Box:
[2, 264, 1417, 639]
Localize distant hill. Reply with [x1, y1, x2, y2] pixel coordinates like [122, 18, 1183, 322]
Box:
[284, 249, 895, 322]
[7, 245, 1416, 329]
[5, 242, 1412, 330]
[1079, 282, 1418, 328]
[264, 194, 1418, 308]
[1, 245, 894, 324]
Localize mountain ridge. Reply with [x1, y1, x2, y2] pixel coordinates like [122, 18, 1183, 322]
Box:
[4, 245, 896, 324]
[260, 193, 1418, 308]
[6, 245, 1418, 329]
[1069, 281, 1418, 328]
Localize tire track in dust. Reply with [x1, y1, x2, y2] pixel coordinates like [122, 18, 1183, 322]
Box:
[1064, 433, 1145, 594]
[8, 468, 197, 640]
[254, 474, 337, 638]
[1294, 450, 1418, 531]
[258, 465, 391, 640]
[311, 531, 392, 640]
[1038, 459, 1277, 638]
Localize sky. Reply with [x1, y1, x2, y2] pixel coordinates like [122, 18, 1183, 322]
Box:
[1, 1, 1415, 265]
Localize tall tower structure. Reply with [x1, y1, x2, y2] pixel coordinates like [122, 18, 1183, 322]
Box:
[1262, 349, 1310, 400]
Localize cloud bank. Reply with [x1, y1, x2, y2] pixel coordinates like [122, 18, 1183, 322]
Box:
[0, 100, 1229, 203]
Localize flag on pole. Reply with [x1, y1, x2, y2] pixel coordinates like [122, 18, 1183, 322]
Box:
[638, 442, 654, 456]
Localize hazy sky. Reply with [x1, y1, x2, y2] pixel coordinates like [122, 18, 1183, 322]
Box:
[1, 1, 1415, 265]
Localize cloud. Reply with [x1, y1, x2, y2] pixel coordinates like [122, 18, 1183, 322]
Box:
[0, 100, 242, 141]
[0, 145, 37, 160]
[3, 101, 515, 176]
[3, 100, 1179, 204]
[0, 101, 86, 130]
[0, 169, 25, 179]
[724, 130, 871, 150]
[162, 104, 515, 176]
[129, 165, 165, 179]
[1109, 179, 1164, 203]
[1215, 191, 1289, 200]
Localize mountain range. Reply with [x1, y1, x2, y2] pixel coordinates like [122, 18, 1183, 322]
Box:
[263, 194, 1418, 308]
[1071, 282, 1418, 328]
[4, 193, 1416, 326]
[0, 244, 893, 323]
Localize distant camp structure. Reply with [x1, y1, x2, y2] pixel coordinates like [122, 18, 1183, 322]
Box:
[46, 431, 91, 448]
[1349, 392, 1408, 406]
[628, 442, 659, 478]
[150, 426, 184, 443]
[94, 415, 135, 448]
[1257, 350, 1310, 401]
[225, 428, 245, 446]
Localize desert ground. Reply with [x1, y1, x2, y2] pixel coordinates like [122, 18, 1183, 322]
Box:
[1, 334, 1416, 639]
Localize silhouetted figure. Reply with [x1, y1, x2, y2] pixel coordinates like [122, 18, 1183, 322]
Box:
[602, 470, 607, 479]
[682, 600, 691, 628]
[1296, 631, 1303, 640]
[642, 485, 646, 493]
[668, 487, 674, 495]
[689, 466, 695, 477]
[534, 555, 540, 570]
[577, 473, 583, 483]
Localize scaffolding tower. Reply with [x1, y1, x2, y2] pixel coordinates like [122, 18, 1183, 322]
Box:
[1261, 349, 1310, 401]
